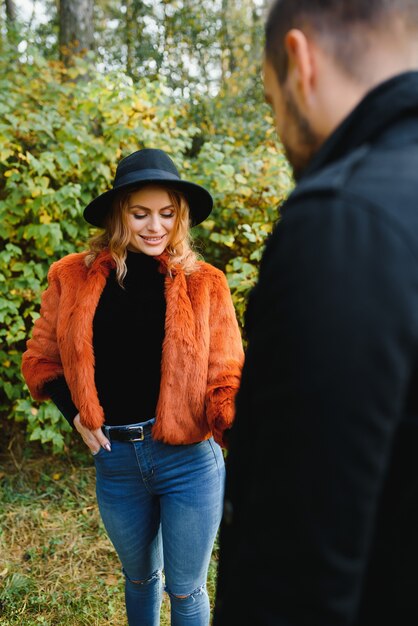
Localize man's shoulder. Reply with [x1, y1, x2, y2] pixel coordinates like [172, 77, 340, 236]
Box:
[287, 139, 418, 216]
[279, 141, 418, 251]
[289, 145, 372, 204]
[262, 141, 418, 275]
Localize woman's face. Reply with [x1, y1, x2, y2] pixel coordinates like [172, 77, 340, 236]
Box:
[126, 185, 176, 256]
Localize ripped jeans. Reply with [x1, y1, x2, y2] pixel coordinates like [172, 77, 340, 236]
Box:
[93, 423, 225, 626]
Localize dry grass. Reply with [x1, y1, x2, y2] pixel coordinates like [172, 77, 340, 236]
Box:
[0, 436, 219, 625]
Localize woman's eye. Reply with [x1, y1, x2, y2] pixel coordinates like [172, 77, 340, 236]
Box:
[131, 211, 175, 220]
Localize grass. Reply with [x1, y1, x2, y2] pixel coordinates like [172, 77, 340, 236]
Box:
[0, 434, 220, 625]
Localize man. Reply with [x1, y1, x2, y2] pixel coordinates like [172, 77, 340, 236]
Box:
[213, 1, 418, 625]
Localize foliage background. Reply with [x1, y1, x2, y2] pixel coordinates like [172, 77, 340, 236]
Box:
[0, 2, 294, 624]
[0, 0, 293, 452]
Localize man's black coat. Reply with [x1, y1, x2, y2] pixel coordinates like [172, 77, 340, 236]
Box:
[214, 72, 418, 626]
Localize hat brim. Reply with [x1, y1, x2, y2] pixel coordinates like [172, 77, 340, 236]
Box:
[83, 174, 213, 228]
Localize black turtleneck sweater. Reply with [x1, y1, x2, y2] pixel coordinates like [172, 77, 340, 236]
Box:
[44, 251, 166, 427]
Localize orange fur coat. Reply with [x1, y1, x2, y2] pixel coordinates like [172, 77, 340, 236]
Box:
[21, 250, 244, 447]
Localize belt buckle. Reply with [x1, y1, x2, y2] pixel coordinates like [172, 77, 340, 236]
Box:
[127, 425, 144, 442]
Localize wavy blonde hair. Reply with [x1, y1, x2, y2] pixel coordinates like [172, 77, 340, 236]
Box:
[84, 184, 201, 284]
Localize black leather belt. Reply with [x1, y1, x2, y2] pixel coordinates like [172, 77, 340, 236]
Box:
[102, 424, 152, 442]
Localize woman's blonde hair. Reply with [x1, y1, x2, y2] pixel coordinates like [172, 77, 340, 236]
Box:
[84, 184, 201, 284]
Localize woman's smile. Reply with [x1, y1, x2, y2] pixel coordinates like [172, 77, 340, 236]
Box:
[140, 234, 167, 245]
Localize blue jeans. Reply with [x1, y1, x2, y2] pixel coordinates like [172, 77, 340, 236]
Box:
[93, 422, 225, 626]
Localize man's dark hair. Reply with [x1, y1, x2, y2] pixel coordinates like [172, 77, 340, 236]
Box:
[265, 0, 418, 84]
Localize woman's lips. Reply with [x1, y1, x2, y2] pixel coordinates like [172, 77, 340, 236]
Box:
[140, 235, 166, 245]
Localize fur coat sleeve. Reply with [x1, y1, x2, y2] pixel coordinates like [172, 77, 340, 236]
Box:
[204, 270, 244, 447]
[21, 262, 65, 399]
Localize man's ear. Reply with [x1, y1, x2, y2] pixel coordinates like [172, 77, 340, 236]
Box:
[284, 29, 316, 104]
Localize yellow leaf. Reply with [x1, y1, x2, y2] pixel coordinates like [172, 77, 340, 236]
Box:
[237, 186, 252, 198]
[0, 149, 13, 161]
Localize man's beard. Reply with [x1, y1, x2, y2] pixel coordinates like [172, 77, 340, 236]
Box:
[282, 89, 323, 181]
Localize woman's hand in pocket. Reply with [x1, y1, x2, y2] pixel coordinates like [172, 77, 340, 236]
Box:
[73, 414, 111, 454]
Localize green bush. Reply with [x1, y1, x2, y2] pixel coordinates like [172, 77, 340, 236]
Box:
[0, 44, 292, 451]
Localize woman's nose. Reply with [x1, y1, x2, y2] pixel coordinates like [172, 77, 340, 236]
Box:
[148, 214, 161, 231]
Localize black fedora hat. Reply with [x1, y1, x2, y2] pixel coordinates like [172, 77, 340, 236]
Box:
[83, 148, 213, 227]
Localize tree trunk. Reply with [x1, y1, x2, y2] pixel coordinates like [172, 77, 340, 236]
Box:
[125, 0, 137, 79]
[5, 0, 17, 42]
[220, 0, 236, 90]
[59, 0, 94, 64]
[5, 0, 17, 21]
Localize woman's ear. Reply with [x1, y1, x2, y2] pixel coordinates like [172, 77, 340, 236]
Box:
[284, 28, 317, 105]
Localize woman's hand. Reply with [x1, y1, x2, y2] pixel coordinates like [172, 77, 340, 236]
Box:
[73, 414, 111, 454]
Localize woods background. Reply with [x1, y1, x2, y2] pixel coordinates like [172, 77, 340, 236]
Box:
[1, 3, 294, 624]
[0, 0, 293, 452]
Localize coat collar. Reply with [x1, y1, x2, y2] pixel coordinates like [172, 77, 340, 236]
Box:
[300, 71, 418, 181]
[88, 249, 115, 275]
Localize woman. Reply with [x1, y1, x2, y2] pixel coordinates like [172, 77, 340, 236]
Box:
[21, 148, 244, 626]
